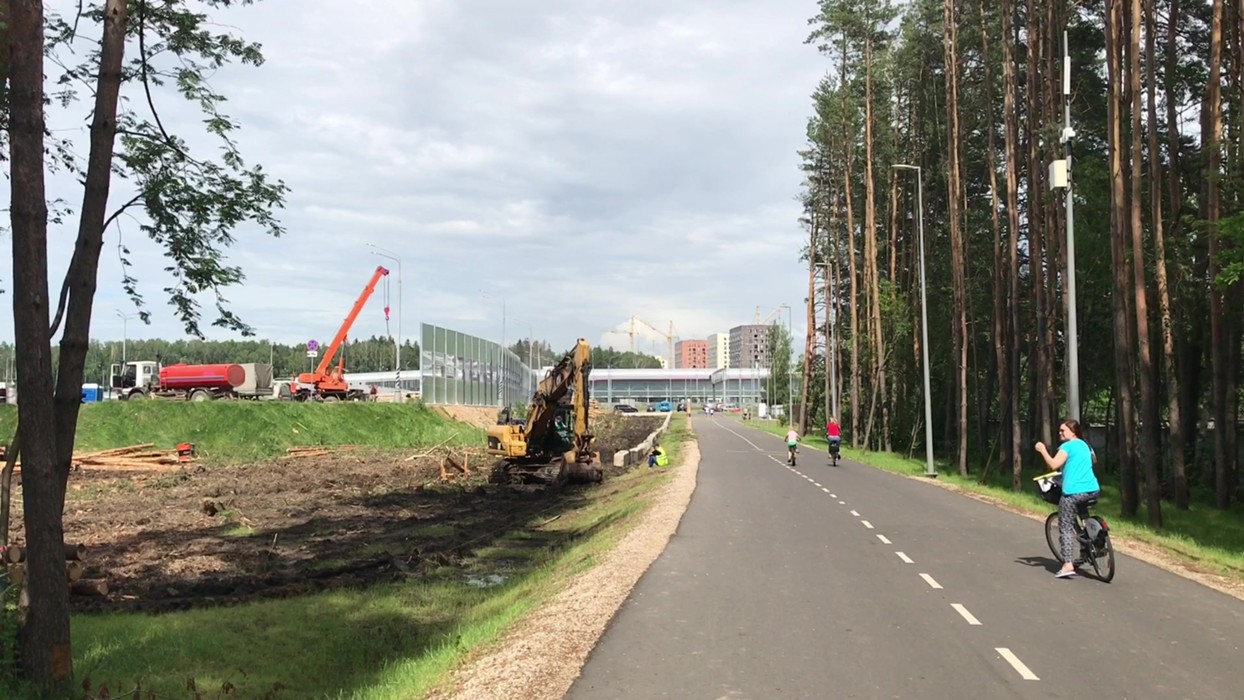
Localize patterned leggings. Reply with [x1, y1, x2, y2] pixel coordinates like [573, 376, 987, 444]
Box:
[1059, 491, 1100, 563]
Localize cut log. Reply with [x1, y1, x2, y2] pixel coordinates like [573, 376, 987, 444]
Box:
[70, 579, 108, 596]
[3, 545, 24, 564]
[66, 560, 85, 583]
[76, 444, 156, 460]
[65, 543, 87, 561]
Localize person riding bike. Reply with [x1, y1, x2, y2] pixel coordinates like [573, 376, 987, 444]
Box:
[825, 417, 842, 458]
[785, 428, 800, 465]
[1034, 418, 1100, 578]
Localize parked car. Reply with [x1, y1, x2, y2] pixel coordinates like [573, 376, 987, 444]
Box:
[613, 403, 639, 413]
[653, 400, 673, 412]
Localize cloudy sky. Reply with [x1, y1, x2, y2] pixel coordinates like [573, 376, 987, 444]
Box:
[3, 0, 830, 363]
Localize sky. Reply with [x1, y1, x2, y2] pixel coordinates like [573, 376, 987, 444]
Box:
[2, 0, 829, 365]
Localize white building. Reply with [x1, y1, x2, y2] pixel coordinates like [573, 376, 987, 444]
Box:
[707, 333, 730, 370]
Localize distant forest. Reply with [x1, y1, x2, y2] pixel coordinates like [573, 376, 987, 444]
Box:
[0, 338, 664, 384]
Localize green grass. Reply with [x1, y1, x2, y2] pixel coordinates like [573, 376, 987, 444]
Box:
[742, 418, 1244, 581]
[0, 401, 483, 462]
[4, 409, 688, 699]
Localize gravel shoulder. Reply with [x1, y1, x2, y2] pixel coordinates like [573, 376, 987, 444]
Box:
[428, 439, 700, 700]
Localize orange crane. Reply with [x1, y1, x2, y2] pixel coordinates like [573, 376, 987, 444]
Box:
[295, 265, 390, 401]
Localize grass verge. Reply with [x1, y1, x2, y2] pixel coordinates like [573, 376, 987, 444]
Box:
[6, 414, 690, 699]
[741, 418, 1244, 585]
[0, 401, 483, 463]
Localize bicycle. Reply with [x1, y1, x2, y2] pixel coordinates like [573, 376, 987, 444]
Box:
[1035, 472, 1116, 582]
[827, 436, 841, 467]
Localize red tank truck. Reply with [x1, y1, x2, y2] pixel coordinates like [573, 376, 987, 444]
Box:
[110, 360, 277, 401]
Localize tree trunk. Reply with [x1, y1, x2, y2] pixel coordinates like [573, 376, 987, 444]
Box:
[840, 35, 861, 449]
[9, 0, 73, 690]
[1129, 0, 1162, 527]
[1107, 0, 1140, 517]
[1204, 0, 1231, 509]
[945, 0, 969, 476]
[1149, 0, 1187, 509]
[979, 0, 1012, 487]
[1002, 0, 1024, 487]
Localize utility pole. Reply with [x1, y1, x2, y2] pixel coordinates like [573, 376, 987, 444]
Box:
[892, 164, 936, 477]
[1061, 29, 1081, 421]
[115, 310, 136, 365]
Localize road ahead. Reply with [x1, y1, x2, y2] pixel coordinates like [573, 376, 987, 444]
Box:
[567, 415, 1244, 699]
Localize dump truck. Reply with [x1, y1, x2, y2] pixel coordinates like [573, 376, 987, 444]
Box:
[111, 361, 277, 401]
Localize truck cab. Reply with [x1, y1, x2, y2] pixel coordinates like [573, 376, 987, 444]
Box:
[111, 361, 159, 399]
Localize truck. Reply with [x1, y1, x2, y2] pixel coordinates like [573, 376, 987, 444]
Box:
[294, 265, 390, 402]
[110, 361, 277, 401]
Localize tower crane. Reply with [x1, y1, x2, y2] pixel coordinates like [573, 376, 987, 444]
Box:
[602, 316, 679, 367]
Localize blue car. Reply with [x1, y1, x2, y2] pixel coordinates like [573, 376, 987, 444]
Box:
[653, 400, 673, 412]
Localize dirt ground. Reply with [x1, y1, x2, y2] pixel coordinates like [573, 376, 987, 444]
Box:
[7, 413, 664, 614]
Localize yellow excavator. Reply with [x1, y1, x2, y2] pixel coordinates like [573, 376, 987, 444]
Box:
[487, 338, 602, 483]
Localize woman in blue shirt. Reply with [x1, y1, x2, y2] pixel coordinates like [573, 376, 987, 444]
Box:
[1035, 418, 1100, 578]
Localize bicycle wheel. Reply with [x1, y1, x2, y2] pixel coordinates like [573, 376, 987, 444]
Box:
[1093, 531, 1116, 583]
[1044, 512, 1061, 560]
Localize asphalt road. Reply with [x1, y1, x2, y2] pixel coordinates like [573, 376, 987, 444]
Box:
[566, 415, 1244, 699]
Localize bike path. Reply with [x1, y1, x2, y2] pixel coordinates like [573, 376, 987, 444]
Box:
[567, 417, 1244, 699]
[569, 417, 1051, 699]
[800, 427, 1244, 699]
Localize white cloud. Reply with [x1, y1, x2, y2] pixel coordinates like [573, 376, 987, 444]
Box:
[3, 0, 826, 358]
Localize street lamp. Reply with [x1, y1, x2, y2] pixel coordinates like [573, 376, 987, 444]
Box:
[115, 309, 136, 365]
[367, 244, 402, 400]
[779, 303, 792, 427]
[892, 163, 937, 478]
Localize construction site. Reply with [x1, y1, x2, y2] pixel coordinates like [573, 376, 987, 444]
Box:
[2, 406, 666, 614]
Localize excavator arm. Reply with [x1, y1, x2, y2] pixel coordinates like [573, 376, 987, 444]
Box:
[487, 338, 600, 482]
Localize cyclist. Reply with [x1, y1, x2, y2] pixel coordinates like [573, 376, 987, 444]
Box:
[1034, 418, 1100, 578]
[825, 416, 842, 460]
[785, 427, 800, 465]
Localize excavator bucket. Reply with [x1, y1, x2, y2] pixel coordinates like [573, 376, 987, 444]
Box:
[560, 448, 603, 484]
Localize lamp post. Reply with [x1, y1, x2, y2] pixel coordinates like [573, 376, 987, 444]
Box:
[892, 163, 936, 478]
[1060, 29, 1081, 421]
[367, 244, 402, 399]
[779, 303, 792, 427]
[115, 309, 136, 365]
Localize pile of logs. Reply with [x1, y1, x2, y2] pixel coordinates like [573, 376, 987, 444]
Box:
[74, 443, 188, 471]
[280, 445, 358, 460]
[8, 443, 192, 472]
[3, 542, 108, 596]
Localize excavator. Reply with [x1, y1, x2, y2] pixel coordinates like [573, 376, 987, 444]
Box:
[487, 338, 602, 483]
[294, 265, 389, 401]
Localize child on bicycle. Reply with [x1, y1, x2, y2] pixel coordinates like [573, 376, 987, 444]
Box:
[1035, 418, 1100, 578]
[785, 427, 800, 465]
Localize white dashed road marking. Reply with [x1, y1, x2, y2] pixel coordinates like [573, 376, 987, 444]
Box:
[876, 535, 892, 545]
[896, 551, 913, 563]
[995, 648, 1039, 680]
[919, 573, 943, 589]
[861, 520, 874, 529]
[951, 604, 982, 625]
[821, 487, 830, 493]
[850, 510, 860, 517]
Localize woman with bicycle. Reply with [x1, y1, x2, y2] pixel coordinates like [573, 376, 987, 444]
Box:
[1035, 419, 1100, 578]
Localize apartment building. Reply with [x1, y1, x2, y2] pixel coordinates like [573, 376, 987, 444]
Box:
[674, 339, 709, 368]
[706, 333, 730, 369]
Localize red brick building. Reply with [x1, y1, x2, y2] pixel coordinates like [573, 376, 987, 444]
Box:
[674, 339, 709, 368]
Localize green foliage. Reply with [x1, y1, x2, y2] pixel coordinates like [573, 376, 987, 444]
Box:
[29, 1, 290, 337]
[589, 347, 663, 369]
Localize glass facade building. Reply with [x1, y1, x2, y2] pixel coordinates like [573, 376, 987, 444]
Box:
[420, 323, 536, 407]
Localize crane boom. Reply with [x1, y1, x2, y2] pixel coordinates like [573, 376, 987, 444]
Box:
[296, 265, 389, 398]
